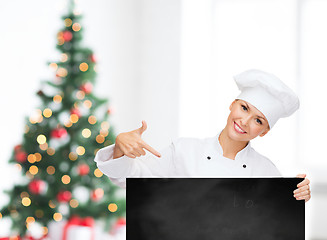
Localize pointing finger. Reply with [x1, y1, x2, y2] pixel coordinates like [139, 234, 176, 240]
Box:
[140, 140, 161, 158]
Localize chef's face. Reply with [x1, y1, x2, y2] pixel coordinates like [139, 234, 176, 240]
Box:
[226, 100, 270, 142]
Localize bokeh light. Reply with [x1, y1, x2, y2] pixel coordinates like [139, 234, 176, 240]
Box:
[69, 199, 79, 208]
[72, 23, 81, 31]
[47, 147, 55, 156]
[76, 146, 85, 155]
[53, 213, 62, 221]
[83, 100, 92, 108]
[22, 197, 31, 207]
[88, 115, 97, 124]
[94, 168, 103, 178]
[108, 203, 118, 212]
[82, 128, 91, 138]
[27, 154, 36, 164]
[43, 108, 52, 118]
[70, 114, 79, 123]
[96, 135, 105, 144]
[69, 152, 78, 161]
[76, 90, 85, 100]
[37, 135, 46, 144]
[46, 166, 55, 175]
[64, 18, 73, 27]
[53, 95, 62, 103]
[35, 152, 42, 162]
[61, 175, 71, 184]
[29, 165, 38, 175]
[57, 67, 68, 77]
[79, 62, 88, 72]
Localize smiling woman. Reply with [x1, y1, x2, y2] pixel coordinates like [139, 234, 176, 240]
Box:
[94, 69, 311, 204]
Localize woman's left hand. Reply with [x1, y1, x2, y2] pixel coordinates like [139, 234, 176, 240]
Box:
[293, 173, 311, 203]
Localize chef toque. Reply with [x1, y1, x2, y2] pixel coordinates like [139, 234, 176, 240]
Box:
[234, 69, 300, 128]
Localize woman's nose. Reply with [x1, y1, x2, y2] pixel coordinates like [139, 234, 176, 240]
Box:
[241, 116, 251, 126]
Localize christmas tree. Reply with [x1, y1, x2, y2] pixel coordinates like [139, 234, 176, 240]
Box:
[0, 1, 125, 237]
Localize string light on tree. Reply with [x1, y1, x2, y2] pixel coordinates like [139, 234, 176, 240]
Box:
[22, 197, 31, 207]
[46, 147, 55, 156]
[43, 108, 52, 118]
[29, 165, 39, 175]
[64, 18, 72, 27]
[79, 62, 88, 72]
[61, 175, 71, 184]
[46, 166, 55, 175]
[61, 53, 68, 62]
[94, 168, 103, 178]
[83, 100, 92, 108]
[82, 128, 91, 138]
[108, 203, 118, 213]
[76, 146, 85, 155]
[88, 115, 97, 124]
[53, 95, 62, 103]
[76, 90, 85, 100]
[69, 152, 78, 161]
[53, 213, 62, 222]
[37, 135, 47, 144]
[27, 154, 36, 164]
[72, 23, 81, 31]
[49, 62, 58, 70]
[56, 67, 68, 77]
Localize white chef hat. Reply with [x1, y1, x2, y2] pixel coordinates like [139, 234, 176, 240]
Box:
[234, 69, 300, 128]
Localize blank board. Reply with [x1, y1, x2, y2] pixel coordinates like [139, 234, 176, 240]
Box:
[127, 178, 304, 240]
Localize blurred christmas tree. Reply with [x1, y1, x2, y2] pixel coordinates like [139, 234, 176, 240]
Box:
[0, 1, 125, 237]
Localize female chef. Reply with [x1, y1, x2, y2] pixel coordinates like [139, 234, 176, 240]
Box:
[94, 69, 311, 202]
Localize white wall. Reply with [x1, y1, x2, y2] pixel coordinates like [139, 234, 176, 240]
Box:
[0, 0, 325, 239]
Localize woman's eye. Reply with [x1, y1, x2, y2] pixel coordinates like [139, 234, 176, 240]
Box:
[241, 105, 247, 111]
[256, 119, 262, 125]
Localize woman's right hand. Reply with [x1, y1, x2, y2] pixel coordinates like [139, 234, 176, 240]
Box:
[113, 120, 162, 159]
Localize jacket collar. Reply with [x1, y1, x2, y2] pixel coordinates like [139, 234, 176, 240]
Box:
[213, 131, 251, 161]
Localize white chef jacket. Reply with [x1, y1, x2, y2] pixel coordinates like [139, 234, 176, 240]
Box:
[94, 133, 281, 188]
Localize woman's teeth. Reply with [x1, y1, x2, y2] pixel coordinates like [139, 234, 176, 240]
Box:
[234, 122, 246, 133]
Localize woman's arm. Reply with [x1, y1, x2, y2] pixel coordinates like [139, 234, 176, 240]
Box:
[94, 121, 174, 188]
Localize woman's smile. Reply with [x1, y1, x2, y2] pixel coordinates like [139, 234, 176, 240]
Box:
[234, 121, 247, 134]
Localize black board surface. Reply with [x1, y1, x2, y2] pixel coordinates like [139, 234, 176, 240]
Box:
[127, 178, 304, 240]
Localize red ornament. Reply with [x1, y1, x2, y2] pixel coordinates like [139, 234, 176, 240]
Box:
[91, 188, 104, 201]
[51, 127, 68, 139]
[63, 31, 73, 42]
[90, 54, 96, 63]
[28, 179, 46, 195]
[116, 217, 126, 227]
[70, 108, 81, 118]
[14, 144, 22, 152]
[57, 190, 72, 203]
[80, 82, 93, 94]
[77, 164, 90, 176]
[15, 151, 27, 163]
